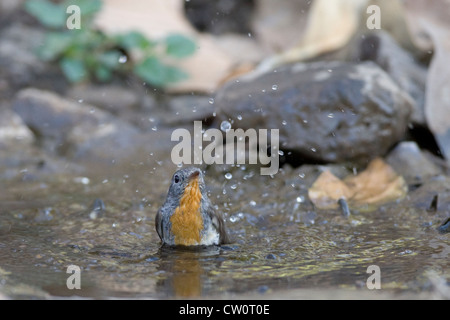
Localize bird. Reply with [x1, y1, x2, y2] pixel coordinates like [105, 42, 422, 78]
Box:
[155, 167, 230, 246]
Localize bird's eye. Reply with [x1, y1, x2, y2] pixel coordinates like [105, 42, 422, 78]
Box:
[174, 175, 180, 183]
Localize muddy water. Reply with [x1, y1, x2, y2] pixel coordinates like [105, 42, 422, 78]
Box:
[0, 162, 448, 299]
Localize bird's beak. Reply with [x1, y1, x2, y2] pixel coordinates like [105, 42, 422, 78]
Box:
[188, 170, 200, 181]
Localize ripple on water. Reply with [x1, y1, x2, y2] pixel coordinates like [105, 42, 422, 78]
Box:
[0, 169, 448, 298]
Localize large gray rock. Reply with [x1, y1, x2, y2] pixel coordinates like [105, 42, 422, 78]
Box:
[12, 88, 143, 163]
[213, 61, 413, 163]
[0, 103, 85, 180]
[386, 141, 443, 185]
[350, 31, 428, 125]
[0, 107, 35, 148]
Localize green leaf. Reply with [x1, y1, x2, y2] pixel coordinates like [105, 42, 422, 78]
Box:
[60, 57, 87, 83]
[134, 57, 188, 87]
[95, 65, 112, 82]
[116, 31, 155, 51]
[37, 32, 74, 61]
[98, 51, 122, 69]
[165, 34, 196, 59]
[25, 0, 67, 28]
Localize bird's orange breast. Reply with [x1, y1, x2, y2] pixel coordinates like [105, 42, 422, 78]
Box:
[170, 177, 203, 245]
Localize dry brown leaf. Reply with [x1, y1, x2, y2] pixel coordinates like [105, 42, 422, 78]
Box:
[308, 158, 407, 210]
[308, 170, 354, 210]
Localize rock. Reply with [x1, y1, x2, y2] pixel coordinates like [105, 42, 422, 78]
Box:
[0, 107, 35, 148]
[406, 175, 450, 215]
[349, 31, 428, 126]
[12, 88, 143, 163]
[0, 142, 84, 181]
[67, 83, 162, 131]
[438, 217, 450, 234]
[386, 141, 443, 185]
[403, 1, 450, 166]
[68, 84, 141, 115]
[213, 61, 413, 164]
[0, 102, 85, 180]
[163, 94, 216, 124]
[0, 24, 66, 99]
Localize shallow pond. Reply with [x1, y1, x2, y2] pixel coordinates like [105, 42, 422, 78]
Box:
[0, 161, 448, 299]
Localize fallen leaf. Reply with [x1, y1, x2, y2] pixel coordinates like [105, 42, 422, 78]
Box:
[308, 158, 407, 211]
[308, 170, 354, 210]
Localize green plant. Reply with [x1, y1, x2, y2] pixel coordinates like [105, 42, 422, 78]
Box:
[24, 0, 196, 87]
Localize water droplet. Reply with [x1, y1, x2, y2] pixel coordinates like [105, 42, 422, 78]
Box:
[282, 120, 287, 125]
[248, 32, 252, 38]
[310, 147, 316, 152]
[230, 184, 237, 190]
[74, 177, 90, 185]
[220, 121, 231, 132]
[118, 55, 127, 63]
[249, 200, 256, 206]
[78, 99, 84, 103]
[208, 98, 215, 105]
[224, 173, 232, 180]
[278, 150, 284, 156]
[272, 85, 278, 91]
[102, 179, 108, 184]
[296, 196, 304, 203]
[327, 113, 334, 118]
[303, 119, 308, 123]
[328, 69, 333, 73]
[237, 115, 242, 120]
[151, 126, 157, 131]
[298, 173, 305, 179]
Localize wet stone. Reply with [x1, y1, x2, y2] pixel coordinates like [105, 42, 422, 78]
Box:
[264, 253, 277, 260]
[386, 141, 443, 185]
[438, 217, 450, 234]
[0, 24, 66, 99]
[214, 61, 412, 164]
[349, 31, 428, 126]
[12, 88, 146, 163]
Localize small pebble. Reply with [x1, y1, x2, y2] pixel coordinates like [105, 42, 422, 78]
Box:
[265, 253, 277, 260]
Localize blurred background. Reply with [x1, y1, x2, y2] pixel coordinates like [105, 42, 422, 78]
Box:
[0, 0, 449, 300]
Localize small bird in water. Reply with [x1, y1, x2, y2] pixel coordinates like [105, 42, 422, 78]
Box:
[155, 167, 230, 246]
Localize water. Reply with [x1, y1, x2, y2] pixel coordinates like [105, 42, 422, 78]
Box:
[0, 162, 448, 299]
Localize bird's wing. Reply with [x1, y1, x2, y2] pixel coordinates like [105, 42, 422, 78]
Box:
[206, 204, 230, 245]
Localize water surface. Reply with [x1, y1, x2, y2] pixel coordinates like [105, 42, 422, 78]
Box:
[0, 162, 448, 299]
